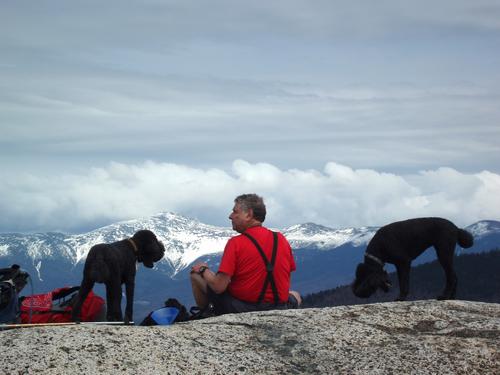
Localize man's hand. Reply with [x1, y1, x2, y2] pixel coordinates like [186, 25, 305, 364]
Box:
[191, 262, 209, 274]
[190, 262, 231, 294]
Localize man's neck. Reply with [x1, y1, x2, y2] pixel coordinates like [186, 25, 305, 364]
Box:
[247, 223, 262, 230]
[238, 221, 262, 233]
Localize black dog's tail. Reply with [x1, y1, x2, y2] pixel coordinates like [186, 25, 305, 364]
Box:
[457, 229, 474, 249]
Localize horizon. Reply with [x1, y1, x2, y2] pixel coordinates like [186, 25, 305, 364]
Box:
[0, 210, 497, 236]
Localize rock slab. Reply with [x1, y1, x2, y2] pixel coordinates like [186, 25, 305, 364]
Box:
[1, 300, 499, 374]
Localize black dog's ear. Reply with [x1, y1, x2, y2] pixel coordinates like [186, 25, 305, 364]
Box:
[352, 263, 368, 297]
[135, 230, 165, 268]
[355, 263, 368, 278]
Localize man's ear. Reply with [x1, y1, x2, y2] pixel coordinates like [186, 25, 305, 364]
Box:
[245, 208, 254, 220]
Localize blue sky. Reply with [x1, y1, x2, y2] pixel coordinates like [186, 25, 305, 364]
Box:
[1, 1, 499, 233]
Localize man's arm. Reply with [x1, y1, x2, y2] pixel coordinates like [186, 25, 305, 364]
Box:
[202, 269, 231, 294]
[192, 263, 231, 294]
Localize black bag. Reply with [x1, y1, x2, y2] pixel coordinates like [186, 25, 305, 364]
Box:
[139, 298, 191, 326]
[0, 265, 30, 324]
[164, 298, 191, 322]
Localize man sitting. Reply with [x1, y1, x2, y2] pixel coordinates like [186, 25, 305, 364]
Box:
[190, 193, 301, 315]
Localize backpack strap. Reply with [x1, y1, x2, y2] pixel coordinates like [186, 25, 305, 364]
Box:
[242, 231, 279, 305]
[51, 286, 80, 301]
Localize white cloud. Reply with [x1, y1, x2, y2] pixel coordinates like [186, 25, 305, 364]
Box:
[0, 160, 498, 233]
[1, 1, 499, 225]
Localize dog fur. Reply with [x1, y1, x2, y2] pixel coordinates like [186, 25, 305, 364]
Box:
[72, 230, 165, 323]
[352, 217, 474, 301]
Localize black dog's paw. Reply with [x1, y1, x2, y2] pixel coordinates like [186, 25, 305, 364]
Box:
[124, 315, 133, 325]
[71, 313, 81, 324]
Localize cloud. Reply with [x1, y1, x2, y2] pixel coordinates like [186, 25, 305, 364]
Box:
[0, 1, 499, 223]
[3, 1, 499, 50]
[0, 160, 498, 233]
[2, 1, 499, 176]
[2, 72, 499, 175]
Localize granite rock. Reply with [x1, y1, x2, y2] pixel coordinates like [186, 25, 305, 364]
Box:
[1, 300, 499, 374]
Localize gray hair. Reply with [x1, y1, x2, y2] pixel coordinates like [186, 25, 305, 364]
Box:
[234, 194, 266, 223]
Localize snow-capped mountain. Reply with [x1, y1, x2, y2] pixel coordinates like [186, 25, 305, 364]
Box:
[1, 213, 499, 322]
[283, 222, 377, 249]
[1, 213, 499, 276]
[466, 220, 500, 237]
[0, 212, 376, 277]
[64, 212, 235, 275]
[460, 220, 500, 255]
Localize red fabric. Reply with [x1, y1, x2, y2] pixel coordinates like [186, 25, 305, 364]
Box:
[20, 287, 105, 324]
[218, 226, 296, 303]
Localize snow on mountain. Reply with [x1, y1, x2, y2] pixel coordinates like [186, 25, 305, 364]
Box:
[0, 244, 9, 257]
[0, 232, 75, 261]
[283, 222, 376, 249]
[465, 220, 500, 238]
[64, 212, 235, 274]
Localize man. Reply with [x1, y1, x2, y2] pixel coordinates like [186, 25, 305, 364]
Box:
[190, 193, 301, 315]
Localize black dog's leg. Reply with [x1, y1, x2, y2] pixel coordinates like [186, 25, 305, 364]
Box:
[106, 280, 123, 321]
[72, 278, 94, 323]
[395, 262, 411, 301]
[435, 244, 457, 300]
[124, 277, 135, 324]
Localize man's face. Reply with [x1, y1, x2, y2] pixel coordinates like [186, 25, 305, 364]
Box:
[229, 203, 252, 233]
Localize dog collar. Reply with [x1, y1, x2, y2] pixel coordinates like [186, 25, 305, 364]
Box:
[127, 238, 138, 254]
[364, 253, 385, 267]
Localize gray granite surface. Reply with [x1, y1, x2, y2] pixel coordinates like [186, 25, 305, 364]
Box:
[1, 300, 499, 374]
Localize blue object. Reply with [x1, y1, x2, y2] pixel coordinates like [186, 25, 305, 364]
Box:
[150, 307, 179, 325]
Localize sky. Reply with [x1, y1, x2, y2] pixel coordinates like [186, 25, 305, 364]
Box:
[1, 1, 499, 233]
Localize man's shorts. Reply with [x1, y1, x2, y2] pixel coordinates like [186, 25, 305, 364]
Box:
[207, 288, 300, 315]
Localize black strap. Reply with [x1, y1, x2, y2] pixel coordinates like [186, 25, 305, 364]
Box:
[51, 286, 80, 301]
[27, 310, 72, 315]
[242, 231, 279, 305]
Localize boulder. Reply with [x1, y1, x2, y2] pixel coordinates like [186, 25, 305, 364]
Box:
[1, 300, 499, 374]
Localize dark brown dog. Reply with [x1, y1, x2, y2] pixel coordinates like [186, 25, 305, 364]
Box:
[352, 217, 473, 301]
[72, 230, 165, 323]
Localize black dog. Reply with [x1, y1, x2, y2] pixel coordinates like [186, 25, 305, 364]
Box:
[352, 217, 474, 301]
[72, 230, 165, 323]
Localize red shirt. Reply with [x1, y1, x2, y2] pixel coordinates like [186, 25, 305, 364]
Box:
[218, 226, 296, 303]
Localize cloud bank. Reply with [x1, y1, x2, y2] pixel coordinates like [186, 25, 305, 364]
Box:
[0, 160, 498, 233]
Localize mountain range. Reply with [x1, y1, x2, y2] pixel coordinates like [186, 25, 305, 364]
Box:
[303, 250, 500, 307]
[1, 213, 499, 321]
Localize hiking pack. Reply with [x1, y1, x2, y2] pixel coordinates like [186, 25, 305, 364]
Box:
[20, 286, 105, 324]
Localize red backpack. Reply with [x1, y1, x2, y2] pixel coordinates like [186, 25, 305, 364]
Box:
[20, 286, 105, 324]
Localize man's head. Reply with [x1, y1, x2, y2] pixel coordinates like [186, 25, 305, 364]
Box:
[229, 193, 266, 233]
